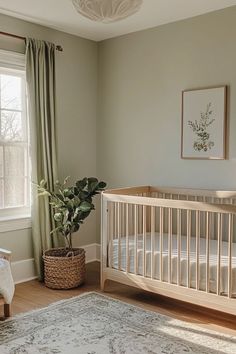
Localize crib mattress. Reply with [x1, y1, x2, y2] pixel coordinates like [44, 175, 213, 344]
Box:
[108, 233, 236, 296]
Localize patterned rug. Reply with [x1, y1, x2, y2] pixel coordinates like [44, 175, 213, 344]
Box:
[0, 292, 235, 354]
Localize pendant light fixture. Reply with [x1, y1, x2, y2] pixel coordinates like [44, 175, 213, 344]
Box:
[72, 0, 143, 24]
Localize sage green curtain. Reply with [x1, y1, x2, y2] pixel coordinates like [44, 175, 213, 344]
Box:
[26, 38, 59, 280]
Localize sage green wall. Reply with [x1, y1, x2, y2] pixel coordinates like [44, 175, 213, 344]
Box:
[2, 5, 236, 258]
[0, 13, 98, 261]
[0, 229, 32, 262]
[97, 8, 236, 187]
[97, 6, 236, 243]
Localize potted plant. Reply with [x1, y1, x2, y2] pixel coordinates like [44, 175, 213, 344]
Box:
[38, 176, 106, 289]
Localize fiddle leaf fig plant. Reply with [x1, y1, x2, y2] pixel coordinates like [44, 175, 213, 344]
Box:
[38, 177, 106, 250]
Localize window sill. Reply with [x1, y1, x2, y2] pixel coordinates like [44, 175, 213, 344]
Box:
[0, 215, 31, 233]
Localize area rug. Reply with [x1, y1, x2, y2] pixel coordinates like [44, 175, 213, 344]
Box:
[0, 292, 235, 354]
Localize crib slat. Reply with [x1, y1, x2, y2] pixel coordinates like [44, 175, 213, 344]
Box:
[187, 210, 191, 288]
[143, 205, 147, 277]
[151, 206, 155, 279]
[160, 207, 164, 281]
[122, 202, 125, 238]
[113, 202, 117, 268]
[114, 201, 117, 235]
[110, 203, 114, 268]
[217, 213, 222, 295]
[168, 208, 172, 283]
[134, 204, 138, 275]
[196, 211, 200, 290]
[228, 213, 232, 298]
[177, 209, 181, 286]
[118, 203, 121, 271]
[206, 212, 210, 293]
[126, 204, 129, 273]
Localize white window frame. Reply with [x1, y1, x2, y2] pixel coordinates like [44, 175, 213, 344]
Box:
[0, 50, 31, 232]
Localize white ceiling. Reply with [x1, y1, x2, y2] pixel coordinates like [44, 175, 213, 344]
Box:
[0, 0, 236, 41]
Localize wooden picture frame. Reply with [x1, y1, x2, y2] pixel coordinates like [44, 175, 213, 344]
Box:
[181, 86, 227, 160]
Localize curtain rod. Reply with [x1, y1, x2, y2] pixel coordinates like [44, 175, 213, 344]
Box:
[0, 31, 63, 52]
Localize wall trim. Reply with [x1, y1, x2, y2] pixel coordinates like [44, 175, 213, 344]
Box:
[11, 243, 101, 284]
[82, 243, 101, 263]
[11, 258, 37, 284]
[0, 216, 31, 233]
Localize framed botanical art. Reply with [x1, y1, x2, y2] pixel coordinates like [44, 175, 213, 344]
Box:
[181, 86, 227, 159]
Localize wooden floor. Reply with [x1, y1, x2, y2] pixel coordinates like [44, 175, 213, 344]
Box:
[2, 262, 236, 336]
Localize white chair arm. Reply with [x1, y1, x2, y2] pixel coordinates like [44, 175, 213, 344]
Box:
[0, 248, 11, 261]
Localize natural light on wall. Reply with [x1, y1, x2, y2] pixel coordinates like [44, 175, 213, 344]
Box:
[0, 50, 30, 219]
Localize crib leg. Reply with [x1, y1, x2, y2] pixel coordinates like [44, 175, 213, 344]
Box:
[4, 304, 11, 318]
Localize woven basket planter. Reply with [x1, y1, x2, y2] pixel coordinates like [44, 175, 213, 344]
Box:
[43, 248, 86, 289]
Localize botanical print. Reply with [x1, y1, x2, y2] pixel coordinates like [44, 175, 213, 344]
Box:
[188, 102, 215, 152]
[182, 86, 226, 159]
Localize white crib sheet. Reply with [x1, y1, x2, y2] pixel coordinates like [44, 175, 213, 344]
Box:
[109, 233, 236, 296]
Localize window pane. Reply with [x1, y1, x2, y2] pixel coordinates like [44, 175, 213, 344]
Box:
[4, 177, 25, 207]
[4, 146, 25, 176]
[0, 63, 30, 214]
[0, 146, 3, 177]
[1, 110, 23, 141]
[1, 74, 22, 110]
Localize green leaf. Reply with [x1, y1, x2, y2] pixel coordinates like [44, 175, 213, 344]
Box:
[56, 193, 64, 202]
[54, 213, 63, 222]
[98, 181, 106, 189]
[63, 176, 70, 185]
[76, 178, 88, 190]
[39, 179, 47, 188]
[73, 187, 79, 195]
[66, 200, 74, 210]
[73, 196, 80, 207]
[88, 181, 99, 192]
[79, 201, 92, 212]
[63, 188, 73, 198]
[87, 178, 98, 191]
[88, 177, 98, 184]
[80, 210, 90, 220]
[79, 191, 89, 200]
[55, 180, 61, 188]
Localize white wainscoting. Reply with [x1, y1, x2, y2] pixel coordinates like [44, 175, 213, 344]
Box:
[0, 216, 31, 233]
[11, 243, 101, 284]
[11, 258, 36, 284]
[84, 243, 101, 263]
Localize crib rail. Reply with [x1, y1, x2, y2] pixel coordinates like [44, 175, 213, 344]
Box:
[104, 193, 236, 214]
[101, 187, 236, 313]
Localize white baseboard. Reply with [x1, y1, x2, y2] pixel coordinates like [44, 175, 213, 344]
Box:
[82, 243, 100, 263]
[96, 243, 100, 260]
[11, 243, 101, 284]
[11, 258, 37, 284]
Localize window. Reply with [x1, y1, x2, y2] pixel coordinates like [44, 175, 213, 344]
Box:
[0, 50, 30, 222]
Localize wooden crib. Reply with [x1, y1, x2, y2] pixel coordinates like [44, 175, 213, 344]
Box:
[101, 186, 236, 315]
